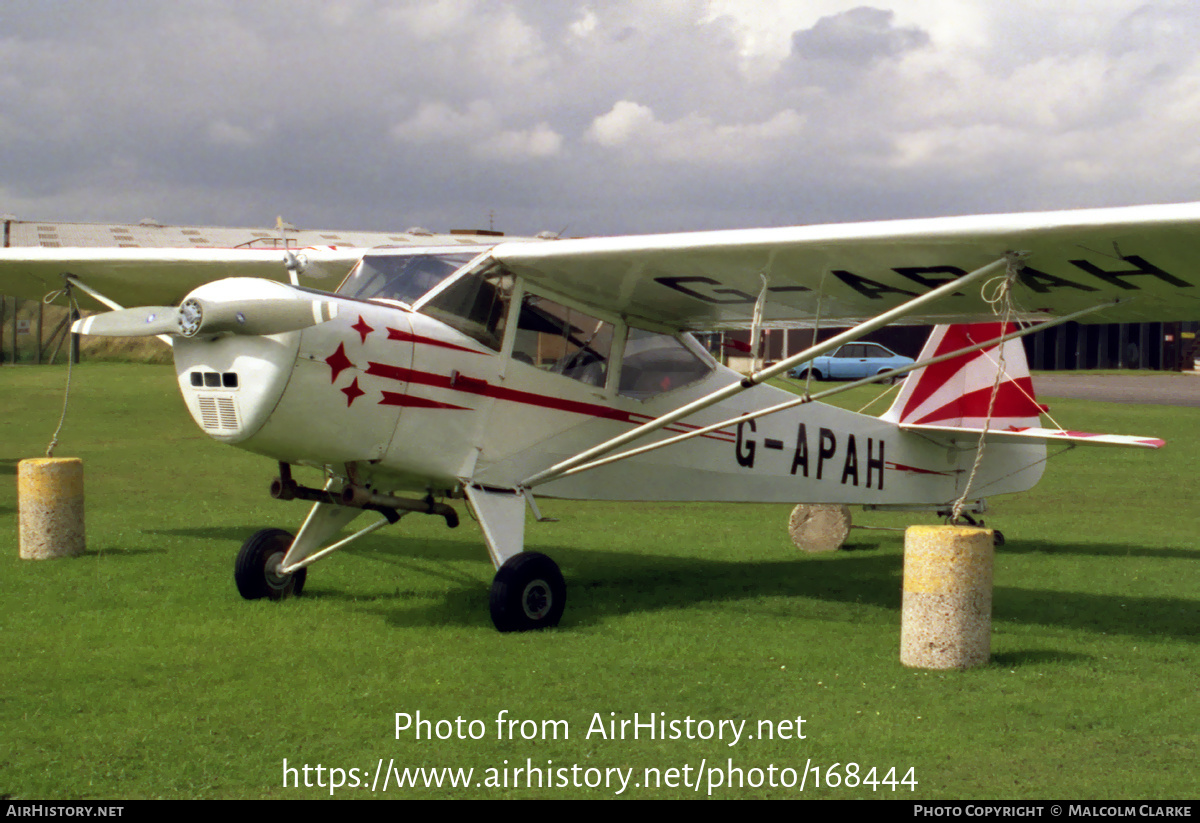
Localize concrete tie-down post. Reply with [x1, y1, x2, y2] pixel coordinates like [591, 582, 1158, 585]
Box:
[18, 457, 85, 559]
[900, 525, 993, 669]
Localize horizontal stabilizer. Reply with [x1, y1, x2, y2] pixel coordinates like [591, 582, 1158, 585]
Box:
[900, 423, 1164, 449]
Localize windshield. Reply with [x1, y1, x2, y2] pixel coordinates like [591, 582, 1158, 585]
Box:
[336, 251, 481, 305]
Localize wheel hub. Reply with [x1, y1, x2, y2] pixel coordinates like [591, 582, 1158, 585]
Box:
[264, 550, 291, 593]
[521, 579, 552, 620]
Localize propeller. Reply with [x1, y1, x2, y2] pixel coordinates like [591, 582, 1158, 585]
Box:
[71, 296, 339, 338]
[72, 306, 180, 337]
[278, 215, 303, 286]
[71, 217, 343, 339]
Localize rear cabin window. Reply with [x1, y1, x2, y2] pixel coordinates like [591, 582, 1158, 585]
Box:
[618, 329, 714, 399]
[512, 294, 613, 388]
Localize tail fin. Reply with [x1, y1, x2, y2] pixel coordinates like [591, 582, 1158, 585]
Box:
[882, 323, 1044, 429]
[883, 323, 1164, 450]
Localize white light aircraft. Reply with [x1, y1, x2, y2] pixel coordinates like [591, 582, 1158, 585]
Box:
[1, 203, 1194, 631]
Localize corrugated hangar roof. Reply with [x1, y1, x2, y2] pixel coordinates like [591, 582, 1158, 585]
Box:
[2, 217, 511, 249]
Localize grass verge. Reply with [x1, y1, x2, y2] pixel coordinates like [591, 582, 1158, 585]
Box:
[1, 364, 1196, 799]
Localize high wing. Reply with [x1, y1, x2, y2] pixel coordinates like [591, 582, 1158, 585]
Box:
[0, 246, 364, 309]
[3, 203, 1199, 329]
[489, 202, 1200, 330]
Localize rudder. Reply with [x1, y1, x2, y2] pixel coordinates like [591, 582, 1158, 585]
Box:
[882, 323, 1044, 430]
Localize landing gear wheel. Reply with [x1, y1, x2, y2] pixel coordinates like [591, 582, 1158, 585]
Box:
[788, 503, 852, 552]
[235, 528, 307, 601]
[489, 552, 566, 632]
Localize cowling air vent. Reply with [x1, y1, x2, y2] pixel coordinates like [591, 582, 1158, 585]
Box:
[197, 395, 240, 433]
[190, 371, 239, 388]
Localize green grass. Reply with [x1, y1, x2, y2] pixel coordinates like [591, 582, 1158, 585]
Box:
[2, 364, 1196, 799]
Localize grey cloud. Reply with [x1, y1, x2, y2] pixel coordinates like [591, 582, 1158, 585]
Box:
[790, 7, 930, 66]
[0, 1, 1197, 239]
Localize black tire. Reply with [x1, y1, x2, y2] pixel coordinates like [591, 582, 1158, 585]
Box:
[234, 528, 307, 601]
[489, 552, 566, 632]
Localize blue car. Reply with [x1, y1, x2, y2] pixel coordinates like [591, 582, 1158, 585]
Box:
[787, 342, 914, 382]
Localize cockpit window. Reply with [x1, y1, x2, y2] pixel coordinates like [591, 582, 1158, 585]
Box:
[512, 295, 613, 388]
[618, 329, 714, 399]
[419, 265, 514, 351]
[337, 251, 479, 305]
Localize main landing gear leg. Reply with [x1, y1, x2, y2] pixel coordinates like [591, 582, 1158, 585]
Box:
[465, 484, 566, 632]
[236, 469, 566, 632]
[235, 466, 455, 603]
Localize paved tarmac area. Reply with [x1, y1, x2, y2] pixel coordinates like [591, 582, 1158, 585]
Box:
[1032, 373, 1200, 407]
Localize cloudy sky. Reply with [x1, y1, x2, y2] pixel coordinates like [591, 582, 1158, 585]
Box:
[2, 1, 1199, 238]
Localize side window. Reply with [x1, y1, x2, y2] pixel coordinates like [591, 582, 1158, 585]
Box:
[512, 294, 613, 388]
[618, 329, 714, 399]
[419, 266, 513, 351]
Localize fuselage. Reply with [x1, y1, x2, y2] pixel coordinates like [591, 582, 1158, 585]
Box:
[170, 248, 1046, 506]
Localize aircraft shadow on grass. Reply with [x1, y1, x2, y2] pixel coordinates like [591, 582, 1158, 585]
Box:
[998, 540, 1198, 561]
[270, 533, 1198, 643]
[990, 649, 1092, 666]
[146, 524, 486, 562]
[135, 525, 1200, 640]
[81, 546, 167, 557]
[1, 457, 20, 515]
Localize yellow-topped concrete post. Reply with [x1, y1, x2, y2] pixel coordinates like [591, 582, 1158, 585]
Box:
[900, 525, 993, 670]
[18, 457, 85, 559]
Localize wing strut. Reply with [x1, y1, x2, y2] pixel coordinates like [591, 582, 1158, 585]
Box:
[64, 275, 124, 311]
[521, 254, 1020, 489]
[534, 301, 1113, 482]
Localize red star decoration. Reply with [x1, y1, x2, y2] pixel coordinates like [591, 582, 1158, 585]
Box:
[351, 315, 374, 344]
[341, 377, 365, 407]
[324, 342, 355, 383]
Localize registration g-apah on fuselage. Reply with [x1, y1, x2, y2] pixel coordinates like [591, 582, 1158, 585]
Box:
[1, 203, 1191, 630]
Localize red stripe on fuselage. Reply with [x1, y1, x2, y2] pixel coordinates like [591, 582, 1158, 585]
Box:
[386, 327, 488, 354]
[379, 391, 473, 410]
[885, 461, 957, 477]
[364, 361, 737, 442]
